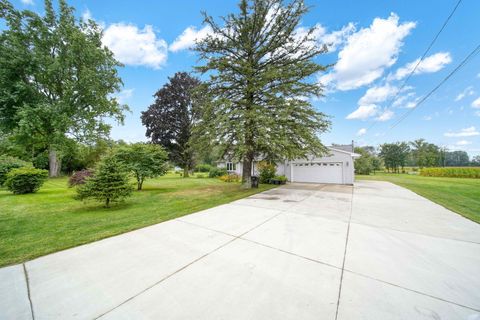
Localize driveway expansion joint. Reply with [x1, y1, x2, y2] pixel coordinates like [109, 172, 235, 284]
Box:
[334, 185, 354, 320]
[22, 263, 35, 320]
[349, 220, 480, 245]
[342, 268, 480, 313]
[96, 208, 286, 319]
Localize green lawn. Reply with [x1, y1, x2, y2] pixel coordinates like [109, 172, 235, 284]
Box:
[356, 173, 480, 223]
[0, 174, 275, 267]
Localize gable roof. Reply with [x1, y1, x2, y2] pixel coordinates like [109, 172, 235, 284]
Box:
[328, 146, 361, 158]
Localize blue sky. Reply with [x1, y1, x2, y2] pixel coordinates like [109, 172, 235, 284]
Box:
[12, 0, 480, 157]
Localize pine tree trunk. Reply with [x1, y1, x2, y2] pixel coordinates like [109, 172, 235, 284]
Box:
[242, 151, 254, 188]
[48, 148, 61, 177]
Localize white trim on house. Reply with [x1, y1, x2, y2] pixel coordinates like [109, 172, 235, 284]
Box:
[226, 162, 237, 172]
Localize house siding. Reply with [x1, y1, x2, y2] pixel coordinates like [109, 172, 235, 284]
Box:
[217, 147, 357, 185]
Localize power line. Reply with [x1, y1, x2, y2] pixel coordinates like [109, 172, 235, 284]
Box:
[365, 0, 462, 135]
[387, 43, 480, 132]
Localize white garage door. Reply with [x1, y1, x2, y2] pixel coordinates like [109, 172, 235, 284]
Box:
[292, 162, 343, 184]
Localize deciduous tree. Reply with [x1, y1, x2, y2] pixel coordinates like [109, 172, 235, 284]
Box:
[379, 142, 410, 173]
[141, 72, 201, 177]
[114, 143, 168, 190]
[409, 139, 440, 168]
[0, 0, 127, 177]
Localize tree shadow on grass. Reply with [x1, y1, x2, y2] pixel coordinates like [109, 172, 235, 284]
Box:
[69, 199, 135, 214]
[135, 187, 178, 194]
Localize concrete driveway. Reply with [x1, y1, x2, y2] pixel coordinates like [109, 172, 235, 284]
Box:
[1, 181, 480, 320]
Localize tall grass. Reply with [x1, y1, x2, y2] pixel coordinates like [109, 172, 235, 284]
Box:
[420, 167, 480, 178]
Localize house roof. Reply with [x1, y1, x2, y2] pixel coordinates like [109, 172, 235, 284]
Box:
[328, 146, 361, 158]
[330, 144, 354, 153]
[217, 146, 361, 163]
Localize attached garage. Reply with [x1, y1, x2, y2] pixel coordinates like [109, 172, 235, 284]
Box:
[218, 145, 359, 185]
[281, 147, 360, 185]
[291, 162, 343, 184]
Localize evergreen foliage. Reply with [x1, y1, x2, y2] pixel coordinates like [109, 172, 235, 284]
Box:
[76, 157, 133, 207]
[195, 0, 331, 187]
[0, 155, 31, 185]
[208, 167, 228, 178]
[4, 167, 48, 194]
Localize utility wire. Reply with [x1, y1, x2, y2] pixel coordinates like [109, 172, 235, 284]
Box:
[387, 43, 480, 132]
[364, 0, 462, 135]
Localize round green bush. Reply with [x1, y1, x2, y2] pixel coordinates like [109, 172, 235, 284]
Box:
[0, 156, 31, 186]
[4, 167, 49, 194]
[208, 167, 227, 178]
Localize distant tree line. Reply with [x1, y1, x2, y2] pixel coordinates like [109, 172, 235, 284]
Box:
[355, 139, 480, 174]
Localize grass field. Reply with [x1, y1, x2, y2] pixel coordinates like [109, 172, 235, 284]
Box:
[356, 173, 480, 223]
[0, 174, 275, 267]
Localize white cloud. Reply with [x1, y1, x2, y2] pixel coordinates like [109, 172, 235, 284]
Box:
[320, 13, 415, 91]
[392, 52, 451, 80]
[102, 23, 168, 69]
[82, 9, 92, 22]
[20, 0, 34, 5]
[115, 88, 134, 104]
[346, 104, 378, 120]
[456, 140, 472, 146]
[472, 97, 480, 109]
[444, 126, 479, 137]
[169, 25, 214, 52]
[392, 90, 415, 107]
[455, 86, 475, 101]
[376, 109, 394, 121]
[318, 23, 356, 52]
[405, 101, 417, 109]
[358, 84, 398, 105]
[423, 115, 432, 121]
[357, 128, 367, 136]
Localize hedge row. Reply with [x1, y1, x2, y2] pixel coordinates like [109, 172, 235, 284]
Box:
[420, 167, 480, 178]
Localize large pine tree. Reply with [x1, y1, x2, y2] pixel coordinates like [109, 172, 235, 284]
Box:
[195, 0, 331, 188]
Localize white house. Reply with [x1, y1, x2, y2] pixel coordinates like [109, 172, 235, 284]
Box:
[217, 145, 360, 185]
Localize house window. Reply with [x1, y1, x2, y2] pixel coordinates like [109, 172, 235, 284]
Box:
[226, 162, 236, 171]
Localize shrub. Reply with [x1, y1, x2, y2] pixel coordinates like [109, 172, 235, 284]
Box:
[420, 167, 480, 178]
[0, 156, 31, 186]
[209, 167, 228, 178]
[219, 173, 240, 182]
[68, 169, 94, 187]
[195, 163, 213, 172]
[274, 175, 287, 183]
[76, 157, 134, 207]
[4, 167, 48, 194]
[257, 161, 276, 183]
